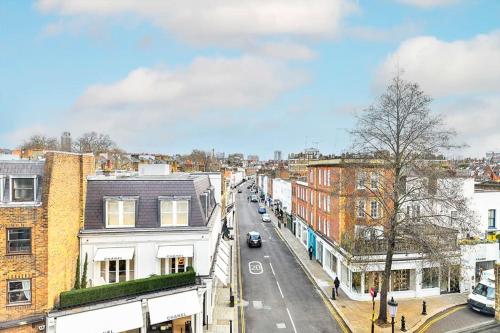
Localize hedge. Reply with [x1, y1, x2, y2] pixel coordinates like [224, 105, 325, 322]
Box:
[59, 268, 196, 309]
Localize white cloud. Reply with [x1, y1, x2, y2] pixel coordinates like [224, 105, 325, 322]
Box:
[396, 0, 459, 8]
[376, 31, 500, 97]
[37, 0, 357, 44]
[69, 55, 307, 145]
[253, 42, 316, 60]
[441, 96, 500, 157]
[343, 23, 420, 42]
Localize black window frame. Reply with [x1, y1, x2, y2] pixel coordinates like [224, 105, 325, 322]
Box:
[6, 228, 32, 254]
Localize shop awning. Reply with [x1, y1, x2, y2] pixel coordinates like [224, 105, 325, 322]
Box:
[148, 290, 201, 325]
[214, 239, 230, 286]
[55, 301, 143, 333]
[93, 247, 134, 261]
[157, 245, 193, 258]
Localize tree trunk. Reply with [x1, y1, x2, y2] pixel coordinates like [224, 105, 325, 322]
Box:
[378, 232, 395, 323]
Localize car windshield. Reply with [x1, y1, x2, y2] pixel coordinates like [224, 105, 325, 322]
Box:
[473, 283, 495, 300]
[250, 234, 261, 240]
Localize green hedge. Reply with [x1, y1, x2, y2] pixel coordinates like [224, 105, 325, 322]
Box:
[59, 268, 196, 309]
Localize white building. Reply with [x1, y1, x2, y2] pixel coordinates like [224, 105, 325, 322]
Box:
[46, 171, 230, 333]
[272, 178, 292, 215]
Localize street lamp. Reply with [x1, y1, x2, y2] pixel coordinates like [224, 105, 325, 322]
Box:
[388, 297, 398, 333]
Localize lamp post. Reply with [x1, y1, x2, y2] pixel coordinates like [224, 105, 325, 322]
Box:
[388, 297, 398, 333]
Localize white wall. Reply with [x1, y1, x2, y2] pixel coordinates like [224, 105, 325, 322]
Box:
[272, 178, 292, 214]
[472, 189, 500, 233]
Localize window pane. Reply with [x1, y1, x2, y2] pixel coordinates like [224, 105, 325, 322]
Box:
[107, 201, 120, 226]
[129, 257, 134, 280]
[109, 261, 117, 283]
[177, 211, 189, 226]
[119, 260, 126, 282]
[12, 178, 35, 201]
[8, 280, 31, 304]
[7, 229, 31, 253]
[177, 201, 189, 213]
[161, 201, 174, 226]
[178, 257, 185, 272]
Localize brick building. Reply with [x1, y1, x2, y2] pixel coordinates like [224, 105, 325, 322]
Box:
[0, 152, 94, 332]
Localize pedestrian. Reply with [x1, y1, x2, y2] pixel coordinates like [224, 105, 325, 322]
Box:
[308, 246, 313, 260]
[334, 277, 340, 296]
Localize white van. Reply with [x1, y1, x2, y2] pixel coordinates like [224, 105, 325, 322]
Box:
[467, 269, 495, 315]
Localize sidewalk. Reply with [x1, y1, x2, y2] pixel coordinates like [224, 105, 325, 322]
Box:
[204, 232, 238, 333]
[269, 212, 467, 333]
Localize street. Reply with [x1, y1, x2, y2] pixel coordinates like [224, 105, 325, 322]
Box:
[425, 306, 495, 333]
[236, 185, 343, 333]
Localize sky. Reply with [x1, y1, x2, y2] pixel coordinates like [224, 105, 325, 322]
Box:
[0, 0, 499, 160]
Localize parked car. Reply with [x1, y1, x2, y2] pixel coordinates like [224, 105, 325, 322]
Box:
[261, 213, 271, 222]
[247, 231, 262, 248]
[238, 189, 242, 193]
[251, 195, 258, 202]
[468, 269, 495, 315]
[258, 206, 266, 214]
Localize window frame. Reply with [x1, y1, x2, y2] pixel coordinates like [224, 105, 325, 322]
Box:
[488, 209, 496, 228]
[7, 279, 32, 305]
[370, 200, 379, 219]
[9, 176, 37, 203]
[104, 197, 138, 228]
[357, 200, 366, 218]
[159, 196, 191, 227]
[370, 173, 378, 190]
[0, 175, 4, 202]
[100, 258, 135, 284]
[6, 228, 32, 255]
[357, 172, 365, 190]
[422, 267, 439, 289]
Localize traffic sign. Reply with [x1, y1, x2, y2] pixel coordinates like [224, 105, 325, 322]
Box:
[369, 287, 377, 298]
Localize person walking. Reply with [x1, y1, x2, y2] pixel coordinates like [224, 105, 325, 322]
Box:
[308, 246, 313, 260]
[334, 277, 340, 296]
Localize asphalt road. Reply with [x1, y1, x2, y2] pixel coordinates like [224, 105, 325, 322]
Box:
[426, 306, 495, 333]
[236, 185, 342, 333]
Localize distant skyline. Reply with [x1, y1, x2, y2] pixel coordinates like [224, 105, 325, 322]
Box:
[1, 1, 499, 160]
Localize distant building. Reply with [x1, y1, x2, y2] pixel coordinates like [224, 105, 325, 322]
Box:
[287, 147, 322, 177]
[247, 155, 259, 163]
[274, 151, 282, 162]
[227, 153, 244, 167]
[486, 151, 500, 163]
[60, 131, 72, 152]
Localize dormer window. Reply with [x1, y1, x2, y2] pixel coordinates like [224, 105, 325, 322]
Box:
[160, 197, 189, 226]
[105, 198, 136, 228]
[11, 177, 36, 202]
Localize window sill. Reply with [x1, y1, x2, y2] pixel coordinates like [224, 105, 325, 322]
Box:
[5, 253, 32, 257]
[6, 302, 32, 307]
[0, 202, 41, 208]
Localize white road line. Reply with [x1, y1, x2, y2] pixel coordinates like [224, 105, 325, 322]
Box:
[269, 262, 276, 276]
[276, 280, 284, 298]
[286, 308, 298, 333]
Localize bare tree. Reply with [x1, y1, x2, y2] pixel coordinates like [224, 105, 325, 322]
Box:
[349, 74, 474, 323]
[73, 132, 118, 155]
[19, 134, 59, 151]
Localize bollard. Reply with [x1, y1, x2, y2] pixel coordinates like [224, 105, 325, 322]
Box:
[230, 287, 235, 307]
[401, 315, 407, 332]
[332, 287, 336, 300]
[230, 319, 233, 333]
[422, 301, 427, 315]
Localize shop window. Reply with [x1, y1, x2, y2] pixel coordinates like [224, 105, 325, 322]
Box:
[7, 279, 31, 304]
[391, 269, 410, 291]
[341, 263, 349, 286]
[364, 272, 382, 293]
[325, 250, 337, 273]
[352, 272, 362, 293]
[422, 267, 439, 288]
[160, 257, 193, 274]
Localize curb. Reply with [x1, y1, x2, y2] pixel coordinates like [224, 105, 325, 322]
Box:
[412, 303, 468, 333]
[271, 217, 352, 333]
[445, 320, 498, 333]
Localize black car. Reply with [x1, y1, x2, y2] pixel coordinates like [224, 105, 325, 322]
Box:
[238, 189, 242, 193]
[247, 231, 262, 248]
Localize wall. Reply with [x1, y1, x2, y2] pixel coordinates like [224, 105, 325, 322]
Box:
[272, 179, 292, 214]
[46, 152, 94, 309]
[472, 190, 500, 234]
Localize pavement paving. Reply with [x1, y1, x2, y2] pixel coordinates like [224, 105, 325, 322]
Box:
[236, 186, 343, 333]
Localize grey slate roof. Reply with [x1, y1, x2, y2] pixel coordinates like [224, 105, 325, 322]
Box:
[84, 173, 216, 229]
[0, 160, 45, 202]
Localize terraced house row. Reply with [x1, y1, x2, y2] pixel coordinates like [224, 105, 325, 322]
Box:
[1, 153, 232, 333]
[258, 158, 500, 302]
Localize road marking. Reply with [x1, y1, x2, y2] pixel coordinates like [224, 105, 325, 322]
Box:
[263, 255, 269, 258]
[276, 323, 286, 329]
[252, 300, 263, 309]
[269, 262, 276, 276]
[286, 308, 298, 333]
[249, 261, 263, 275]
[274, 228, 350, 333]
[415, 305, 467, 333]
[276, 280, 284, 298]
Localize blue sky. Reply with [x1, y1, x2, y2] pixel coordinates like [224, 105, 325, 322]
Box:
[1, 0, 499, 159]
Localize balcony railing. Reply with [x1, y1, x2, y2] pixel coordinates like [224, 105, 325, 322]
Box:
[59, 268, 196, 309]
